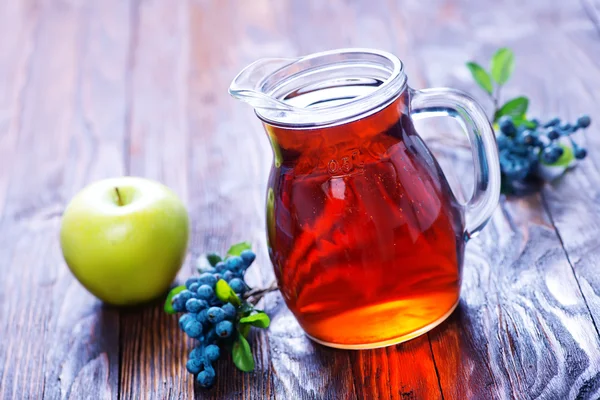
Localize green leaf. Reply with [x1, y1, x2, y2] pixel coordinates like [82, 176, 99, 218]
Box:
[206, 253, 222, 266]
[240, 312, 270, 329]
[239, 323, 251, 338]
[541, 144, 574, 167]
[239, 303, 254, 317]
[215, 279, 241, 306]
[232, 333, 255, 372]
[494, 96, 529, 122]
[227, 242, 252, 257]
[466, 62, 493, 95]
[490, 47, 515, 85]
[164, 285, 186, 314]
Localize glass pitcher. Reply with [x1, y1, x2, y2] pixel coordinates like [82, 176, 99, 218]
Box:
[229, 48, 500, 349]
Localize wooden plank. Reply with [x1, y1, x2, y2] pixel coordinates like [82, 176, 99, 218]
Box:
[536, 6, 600, 399]
[41, 1, 131, 399]
[266, 2, 365, 398]
[0, 0, 126, 399]
[117, 0, 193, 399]
[185, 1, 279, 398]
[351, 337, 443, 400]
[0, 0, 36, 212]
[581, 0, 600, 34]
[283, 1, 444, 398]
[332, 2, 446, 398]
[392, 0, 600, 399]
[183, 0, 442, 398]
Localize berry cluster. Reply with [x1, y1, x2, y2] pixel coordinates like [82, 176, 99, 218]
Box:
[496, 115, 590, 192]
[167, 248, 266, 388]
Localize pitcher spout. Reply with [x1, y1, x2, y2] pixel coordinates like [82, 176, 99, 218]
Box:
[229, 57, 301, 112]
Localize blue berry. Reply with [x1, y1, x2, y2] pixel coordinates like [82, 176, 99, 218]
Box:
[189, 346, 202, 360]
[208, 295, 222, 307]
[228, 278, 246, 294]
[197, 285, 214, 300]
[496, 134, 510, 150]
[197, 368, 215, 388]
[553, 146, 564, 157]
[226, 256, 244, 271]
[198, 273, 218, 288]
[172, 294, 187, 313]
[184, 320, 203, 338]
[517, 130, 535, 145]
[196, 309, 208, 324]
[186, 298, 207, 313]
[544, 117, 561, 127]
[542, 146, 563, 164]
[213, 273, 222, 281]
[185, 278, 198, 289]
[214, 261, 227, 272]
[511, 144, 529, 157]
[207, 307, 225, 323]
[222, 303, 237, 320]
[178, 290, 194, 303]
[223, 270, 235, 282]
[532, 137, 544, 147]
[547, 128, 560, 140]
[499, 149, 532, 181]
[186, 357, 203, 374]
[240, 250, 256, 267]
[530, 118, 540, 128]
[215, 320, 234, 338]
[577, 115, 591, 128]
[561, 123, 573, 132]
[575, 148, 587, 159]
[179, 314, 195, 330]
[204, 344, 220, 362]
[188, 283, 199, 293]
[498, 116, 517, 137]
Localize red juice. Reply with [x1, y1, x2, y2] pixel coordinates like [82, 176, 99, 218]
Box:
[264, 92, 464, 347]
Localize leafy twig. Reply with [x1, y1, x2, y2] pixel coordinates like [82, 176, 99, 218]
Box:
[465, 47, 591, 195]
[466, 47, 527, 124]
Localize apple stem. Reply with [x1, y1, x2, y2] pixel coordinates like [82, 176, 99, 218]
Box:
[115, 187, 123, 206]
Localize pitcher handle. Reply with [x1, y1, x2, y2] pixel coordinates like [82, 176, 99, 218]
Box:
[410, 88, 501, 240]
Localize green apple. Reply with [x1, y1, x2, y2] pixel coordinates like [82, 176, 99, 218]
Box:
[60, 177, 189, 306]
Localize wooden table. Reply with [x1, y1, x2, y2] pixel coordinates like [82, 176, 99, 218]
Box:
[2, 1, 600, 399]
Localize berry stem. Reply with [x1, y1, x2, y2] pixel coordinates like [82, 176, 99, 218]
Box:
[493, 84, 503, 117]
[243, 280, 279, 306]
[114, 187, 123, 206]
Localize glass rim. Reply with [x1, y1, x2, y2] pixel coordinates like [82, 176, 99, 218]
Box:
[255, 48, 407, 128]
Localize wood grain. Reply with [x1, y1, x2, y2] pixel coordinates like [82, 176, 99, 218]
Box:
[186, 1, 279, 398]
[396, 1, 600, 399]
[42, 1, 131, 396]
[2, 0, 600, 399]
[536, 10, 600, 400]
[118, 0, 193, 399]
[279, 2, 447, 399]
[0, 0, 124, 399]
[581, 0, 600, 34]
